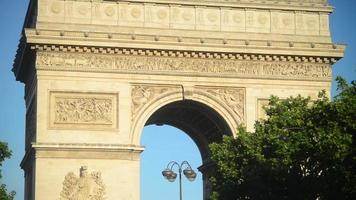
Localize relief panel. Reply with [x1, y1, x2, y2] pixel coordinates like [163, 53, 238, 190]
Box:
[131, 85, 180, 121]
[170, 6, 196, 30]
[296, 12, 320, 35]
[118, 2, 145, 27]
[37, 0, 327, 37]
[49, 92, 118, 130]
[92, 2, 118, 25]
[144, 4, 170, 28]
[36, 51, 332, 81]
[64, 1, 91, 24]
[246, 10, 271, 33]
[221, 8, 246, 32]
[60, 166, 105, 200]
[271, 11, 295, 34]
[196, 86, 245, 123]
[196, 7, 221, 31]
[38, 0, 65, 23]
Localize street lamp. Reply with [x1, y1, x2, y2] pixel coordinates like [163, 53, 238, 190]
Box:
[162, 161, 197, 200]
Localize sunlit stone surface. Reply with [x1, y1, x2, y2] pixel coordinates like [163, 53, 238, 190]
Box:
[13, 0, 344, 199]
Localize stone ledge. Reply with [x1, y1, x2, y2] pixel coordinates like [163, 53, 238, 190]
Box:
[31, 42, 342, 64]
[20, 143, 143, 169]
[32, 142, 145, 151]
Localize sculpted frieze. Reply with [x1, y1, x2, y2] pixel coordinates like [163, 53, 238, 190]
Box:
[131, 85, 178, 120]
[36, 52, 332, 80]
[197, 87, 245, 122]
[50, 92, 118, 129]
[60, 166, 105, 200]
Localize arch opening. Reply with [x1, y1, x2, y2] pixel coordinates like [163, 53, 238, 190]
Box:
[145, 100, 233, 161]
[140, 100, 233, 199]
[140, 125, 203, 200]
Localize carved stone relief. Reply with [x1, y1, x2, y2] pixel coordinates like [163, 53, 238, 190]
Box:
[257, 99, 270, 120]
[36, 52, 332, 81]
[60, 166, 105, 200]
[196, 87, 245, 122]
[131, 85, 179, 120]
[49, 92, 118, 129]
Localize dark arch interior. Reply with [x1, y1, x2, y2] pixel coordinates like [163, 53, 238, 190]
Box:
[145, 100, 233, 162]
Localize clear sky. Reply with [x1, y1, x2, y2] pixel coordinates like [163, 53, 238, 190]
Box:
[0, 0, 355, 200]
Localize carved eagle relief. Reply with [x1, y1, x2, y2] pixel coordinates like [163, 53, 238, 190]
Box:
[60, 166, 106, 200]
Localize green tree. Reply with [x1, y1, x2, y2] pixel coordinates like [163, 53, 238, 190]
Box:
[0, 142, 15, 200]
[209, 77, 355, 200]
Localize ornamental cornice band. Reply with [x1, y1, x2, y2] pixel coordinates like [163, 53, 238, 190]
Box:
[31, 44, 340, 64]
[37, 51, 332, 81]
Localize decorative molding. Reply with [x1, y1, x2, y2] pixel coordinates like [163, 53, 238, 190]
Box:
[196, 86, 245, 122]
[62, 0, 328, 7]
[60, 166, 105, 200]
[131, 84, 180, 120]
[33, 142, 144, 150]
[27, 27, 342, 58]
[38, 0, 332, 31]
[37, 51, 332, 81]
[34, 47, 338, 64]
[32, 143, 144, 160]
[49, 92, 118, 130]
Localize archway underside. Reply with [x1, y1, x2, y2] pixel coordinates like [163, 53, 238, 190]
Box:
[145, 100, 233, 162]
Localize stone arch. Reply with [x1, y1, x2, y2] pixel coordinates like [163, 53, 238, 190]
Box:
[131, 85, 241, 148]
[132, 86, 241, 199]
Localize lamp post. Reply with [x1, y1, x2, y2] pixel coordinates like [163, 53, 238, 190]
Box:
[162, 161, 197, 200]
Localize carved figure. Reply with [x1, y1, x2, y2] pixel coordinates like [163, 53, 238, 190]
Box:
[54, 97, 113, 125]
[60, 166, 105, 200]
[131, 85, 171, 120]
[36, 52, 332, 80]
[204, 87, 245, 122]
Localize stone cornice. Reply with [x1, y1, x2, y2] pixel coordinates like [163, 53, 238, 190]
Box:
[32, 142, 145, 151]
[32, 44, 340, 64]
[26, 29, 344, 61]
[20, 143, 144, 167]
[12, 28, 344, 83]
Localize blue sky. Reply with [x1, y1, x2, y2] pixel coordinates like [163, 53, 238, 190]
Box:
[0, 0, 355, 200]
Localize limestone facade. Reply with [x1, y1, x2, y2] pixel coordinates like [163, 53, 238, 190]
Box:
[13, 0, 344, 199]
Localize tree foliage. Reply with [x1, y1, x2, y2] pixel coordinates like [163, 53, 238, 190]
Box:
[209, 77, 355, 200]
[0, 142, 15, 200]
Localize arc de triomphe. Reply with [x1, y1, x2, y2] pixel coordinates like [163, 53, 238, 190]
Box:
[13, 0, 344, 199]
